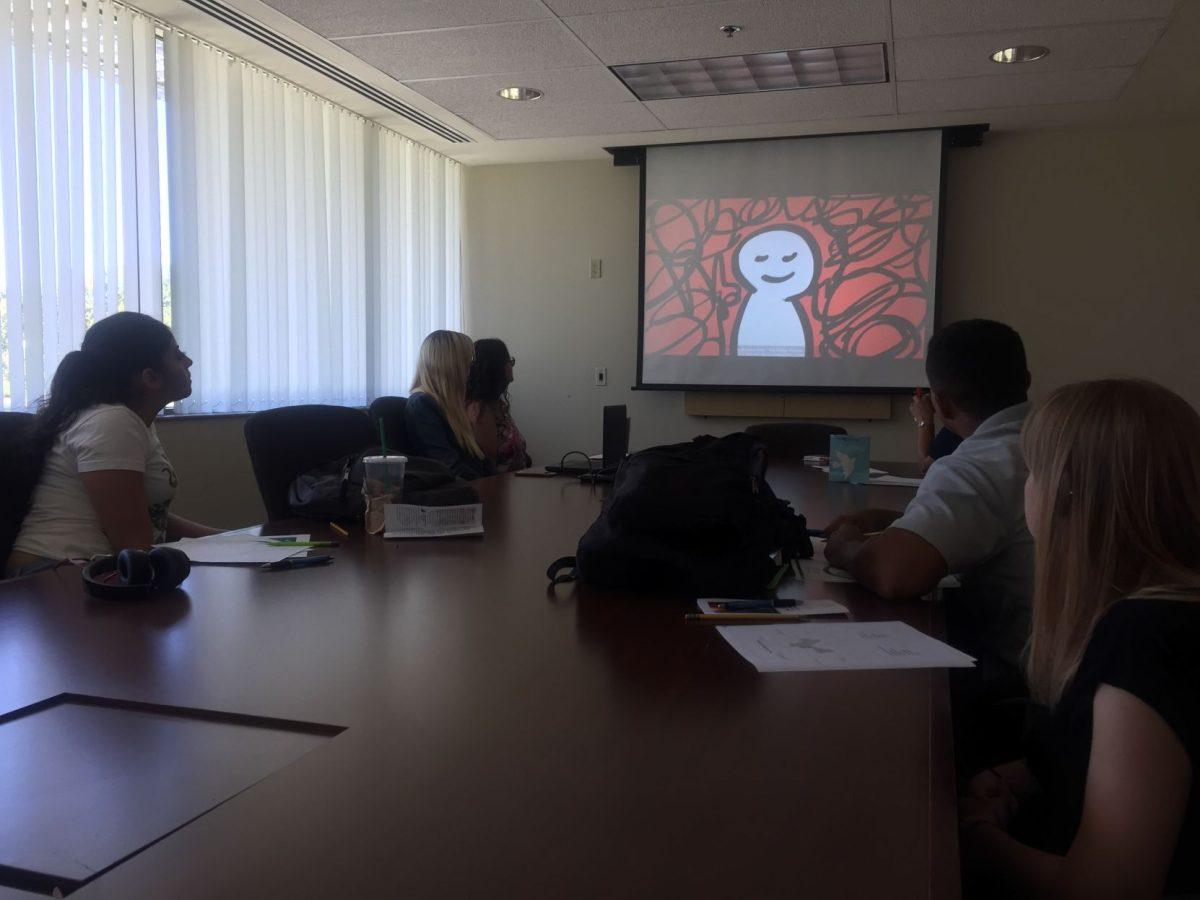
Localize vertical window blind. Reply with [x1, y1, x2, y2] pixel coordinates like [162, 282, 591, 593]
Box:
[0, 0, 463, 413]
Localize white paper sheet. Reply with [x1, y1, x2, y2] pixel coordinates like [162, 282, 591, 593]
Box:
[697, 598, 849, 617]
[186, 533, 310, 543]
[156, 534, 311, 565]
[717, 621, 976, 672]
[816, 465, 887, 476]
[868, 474, 924, 487]
[383, 504, 484, 538]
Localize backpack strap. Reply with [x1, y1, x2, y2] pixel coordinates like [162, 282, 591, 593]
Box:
[546, 556, 578, 585]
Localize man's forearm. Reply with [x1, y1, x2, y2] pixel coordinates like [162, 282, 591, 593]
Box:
[856, 508, 905, 534]
[847, 530, 948, 599]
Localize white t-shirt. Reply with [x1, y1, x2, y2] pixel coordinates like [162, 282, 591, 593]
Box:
[888, 402, 1034, 669]
[13, 404, 177, 560]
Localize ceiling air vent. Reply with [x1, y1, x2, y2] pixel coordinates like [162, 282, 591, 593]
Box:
[613, 43, 888, 101]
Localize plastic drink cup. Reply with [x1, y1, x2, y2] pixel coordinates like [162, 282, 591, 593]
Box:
[362, 455, 407, 534]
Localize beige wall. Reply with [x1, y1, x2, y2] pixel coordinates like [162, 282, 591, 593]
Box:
[464, 122, 1200, 468]
[156, 415, 264, 527]
[941, 122, 1200, 403]
[161, 120, 1200, 524]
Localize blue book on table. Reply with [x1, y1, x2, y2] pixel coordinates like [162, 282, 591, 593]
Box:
[829, 435, 871, 485]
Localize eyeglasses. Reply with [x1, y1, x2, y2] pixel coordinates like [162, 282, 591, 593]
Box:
[508, 357, 516, 366]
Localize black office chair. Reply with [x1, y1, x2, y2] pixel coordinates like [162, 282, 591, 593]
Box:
[244, 405, 375, 521]
[744, 422, 848, 459]
[0, 412, 38, 566]
[367, 396, 409, 455]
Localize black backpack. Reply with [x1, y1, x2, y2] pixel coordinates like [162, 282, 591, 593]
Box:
[548, 433, 813, 598]
[288, 450, 479, 519]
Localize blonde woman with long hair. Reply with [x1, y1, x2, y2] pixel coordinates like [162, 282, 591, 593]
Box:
[404, 331, 494, 480]
[961, 379, 1200, 898]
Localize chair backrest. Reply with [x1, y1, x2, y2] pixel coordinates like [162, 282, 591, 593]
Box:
[243, 405, 375, 520]
[366, 396, 409, 455]
[0, 412, 38, 564]
[744, 422, 848, 460]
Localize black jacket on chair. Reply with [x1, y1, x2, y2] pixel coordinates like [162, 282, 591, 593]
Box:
[403, 393, 494, 481]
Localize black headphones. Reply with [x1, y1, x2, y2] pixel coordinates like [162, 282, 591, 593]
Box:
[82, 547, 191, 601]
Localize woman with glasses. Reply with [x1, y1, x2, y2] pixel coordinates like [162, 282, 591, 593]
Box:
[466, 338, 530, 472]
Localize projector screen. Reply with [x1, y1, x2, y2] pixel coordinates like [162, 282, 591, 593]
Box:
[637, 129, 945, 392]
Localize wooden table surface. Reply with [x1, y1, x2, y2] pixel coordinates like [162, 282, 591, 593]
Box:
[0, 464, 959, 899]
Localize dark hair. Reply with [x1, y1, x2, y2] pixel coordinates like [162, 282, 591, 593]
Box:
[925, 319, 1029, 420]
[30, 312, 177, 465]
[466, 338, 511, 406]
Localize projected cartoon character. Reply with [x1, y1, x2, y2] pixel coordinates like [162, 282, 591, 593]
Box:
[731, 226, 820, 358]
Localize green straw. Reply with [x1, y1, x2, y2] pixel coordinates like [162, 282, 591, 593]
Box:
[376, 417, 391, 489]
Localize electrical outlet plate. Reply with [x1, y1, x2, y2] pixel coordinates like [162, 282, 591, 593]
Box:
[589, 258, 602, 279]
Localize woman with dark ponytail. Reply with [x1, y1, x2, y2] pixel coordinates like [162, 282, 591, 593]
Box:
[5, 312, 219, 576]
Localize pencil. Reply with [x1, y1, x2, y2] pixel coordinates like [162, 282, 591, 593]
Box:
[329, 522, 350, 539]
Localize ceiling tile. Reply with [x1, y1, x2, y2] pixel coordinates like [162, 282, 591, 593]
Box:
[644, 81, 895, 128]
[898, 67, 1134, 113]
[545, 0, 725, 13]
[461, 101, 664, 139]
[404, 67, 633, 110]
[562, 0, 890, 66]
[891, 0, 1179, 39]
[260, 0, 553, 40]
[895, 19, 1167, 81]
[335, 21, 596, 81]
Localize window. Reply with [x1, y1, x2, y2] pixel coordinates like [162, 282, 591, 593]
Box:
[0, 0, 462, 413]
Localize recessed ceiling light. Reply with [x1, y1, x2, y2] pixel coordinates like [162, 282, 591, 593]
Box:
[611, 43, 888, 102]
[989, 45, 1050, 64]
[719, 24, 743, 37]
[497, 86, 543, 101]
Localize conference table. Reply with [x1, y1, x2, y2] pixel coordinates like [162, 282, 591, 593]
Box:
[0, 463, 959, 899]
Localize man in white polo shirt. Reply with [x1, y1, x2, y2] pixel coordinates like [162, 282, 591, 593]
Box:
[824, 320, 1034, 676]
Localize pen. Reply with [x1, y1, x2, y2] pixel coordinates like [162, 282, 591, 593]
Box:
[686, 613, 811, 623]
[265, 540, 340, 548]
[261, 555, 333, 572]
[329, 522, 350, 539]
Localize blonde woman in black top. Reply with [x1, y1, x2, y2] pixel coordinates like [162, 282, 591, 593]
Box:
[404, 331, 494, 480]
[961, 379, 1200, 897]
